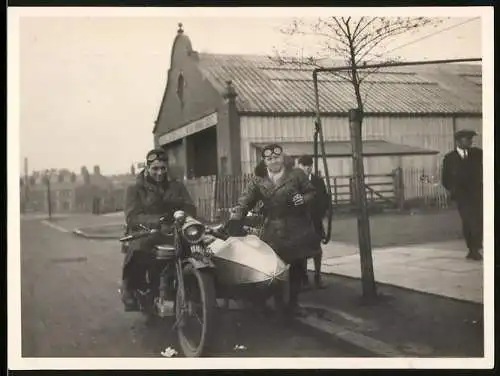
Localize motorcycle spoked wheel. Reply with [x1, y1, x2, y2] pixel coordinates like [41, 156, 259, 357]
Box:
[175, 264, 216, 357]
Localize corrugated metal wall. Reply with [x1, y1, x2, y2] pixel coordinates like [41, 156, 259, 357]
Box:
[240, 115, 482, 171]
[240, 115, 482, 200]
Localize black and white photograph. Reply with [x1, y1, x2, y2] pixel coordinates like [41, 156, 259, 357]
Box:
[8, 6, 494, 369]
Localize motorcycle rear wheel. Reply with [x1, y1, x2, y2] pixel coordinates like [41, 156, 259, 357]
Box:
[175, 265, 216, 357]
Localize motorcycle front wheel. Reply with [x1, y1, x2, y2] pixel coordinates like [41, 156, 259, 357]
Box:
[175, 264, 216, 357]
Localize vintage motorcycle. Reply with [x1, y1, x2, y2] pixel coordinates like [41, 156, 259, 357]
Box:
[119, 210, 289, 358]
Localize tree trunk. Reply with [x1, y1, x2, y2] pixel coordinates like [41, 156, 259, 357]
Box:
[349, 108, 377, 300]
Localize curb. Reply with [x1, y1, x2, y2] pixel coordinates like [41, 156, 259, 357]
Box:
[295, 305, 406, 357]
[72, 229, 121, 240]
[215, 298, 404, 357]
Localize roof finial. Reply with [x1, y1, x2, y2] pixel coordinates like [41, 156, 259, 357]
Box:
[178, 22, 184, 34]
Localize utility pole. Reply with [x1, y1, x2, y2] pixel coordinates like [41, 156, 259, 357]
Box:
[24, 157, 29, 210]
[45, 171, 52, 220]
[349, 108, 377, 300]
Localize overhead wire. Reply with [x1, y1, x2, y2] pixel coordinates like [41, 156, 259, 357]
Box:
[382, 17, 481, 56]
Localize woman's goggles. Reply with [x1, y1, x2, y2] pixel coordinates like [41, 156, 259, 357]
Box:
[262, 146, 283, 158]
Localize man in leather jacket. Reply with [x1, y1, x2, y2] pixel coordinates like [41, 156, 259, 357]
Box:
[121, 148, 196, 311]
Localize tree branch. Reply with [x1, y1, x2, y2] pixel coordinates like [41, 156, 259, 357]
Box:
[352, 17, 378, 42]
[354, 23, 418, 60]
[332, 17, 350, 40]
[351, 17, 365, 40]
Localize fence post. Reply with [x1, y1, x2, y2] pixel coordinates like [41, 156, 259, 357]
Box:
[393, 167, 405, 211]
[333, 177, 338, 206]
[349, 177, 356, 206]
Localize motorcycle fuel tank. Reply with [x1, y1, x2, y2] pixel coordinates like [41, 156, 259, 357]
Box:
[208, 235, 289, 287]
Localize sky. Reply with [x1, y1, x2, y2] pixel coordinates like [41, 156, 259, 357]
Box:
[14, 10, 484, 176]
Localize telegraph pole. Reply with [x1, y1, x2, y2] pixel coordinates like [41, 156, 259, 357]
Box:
[349, 109, 377, 300]
[24, 158, 29, 211]
[45, 171, 52, 220]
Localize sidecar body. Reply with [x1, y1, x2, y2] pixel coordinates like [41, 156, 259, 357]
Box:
[208, 235, 288, 298]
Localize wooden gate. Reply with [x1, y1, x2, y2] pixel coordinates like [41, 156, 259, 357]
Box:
[329, 168, 403, 211]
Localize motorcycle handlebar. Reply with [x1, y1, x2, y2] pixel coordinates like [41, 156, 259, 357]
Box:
[120, 217, 257, 243]
[119, 228, 159, 242]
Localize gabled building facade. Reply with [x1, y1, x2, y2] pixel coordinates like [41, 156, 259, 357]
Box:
[153, 24, 482, 188]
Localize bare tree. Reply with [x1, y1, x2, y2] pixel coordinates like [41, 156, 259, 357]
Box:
[276, 17, 443, 301]
[277, 16, 443, 113]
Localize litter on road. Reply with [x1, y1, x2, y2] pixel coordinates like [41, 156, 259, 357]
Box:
[160, 347, 178, 357]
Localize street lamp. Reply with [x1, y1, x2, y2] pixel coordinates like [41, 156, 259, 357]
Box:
[43, 170, 53, 220]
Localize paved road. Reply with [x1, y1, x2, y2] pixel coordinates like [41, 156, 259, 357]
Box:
[20, 219, 353, 358]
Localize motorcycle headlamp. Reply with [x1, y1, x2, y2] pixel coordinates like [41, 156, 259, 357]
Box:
[182, 223, 205, 244]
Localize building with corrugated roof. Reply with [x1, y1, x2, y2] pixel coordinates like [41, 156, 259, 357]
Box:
[153, 24, 482, 189]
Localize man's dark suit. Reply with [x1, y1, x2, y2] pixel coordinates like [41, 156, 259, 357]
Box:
[303, 173, 330, 287]
[441, 147, 483, 253]
[309, 174, 329, 237]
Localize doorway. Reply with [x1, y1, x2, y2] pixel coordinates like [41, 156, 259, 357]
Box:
[187, 126, 218, 178]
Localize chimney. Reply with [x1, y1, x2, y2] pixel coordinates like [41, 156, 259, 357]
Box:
[93, 165, 101, 175]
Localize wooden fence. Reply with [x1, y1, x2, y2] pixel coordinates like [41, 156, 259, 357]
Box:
[177, 167, 450, 221]
[36, 166, 448, 217]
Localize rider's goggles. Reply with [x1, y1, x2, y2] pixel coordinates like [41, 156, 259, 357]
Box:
[146, 152, 168, 165]
[262, 145, 283, 158]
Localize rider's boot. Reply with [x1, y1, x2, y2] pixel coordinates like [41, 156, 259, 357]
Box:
[313, 254, 326, 289]
[120, 279, 139, 312]
[314, 273, 326, 289]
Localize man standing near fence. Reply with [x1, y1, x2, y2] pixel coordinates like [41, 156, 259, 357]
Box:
[441, 130, 483, 261]
[298, 155, 329, 289]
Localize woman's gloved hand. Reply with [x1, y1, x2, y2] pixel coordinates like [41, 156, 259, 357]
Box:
[291, 193, 305, 206]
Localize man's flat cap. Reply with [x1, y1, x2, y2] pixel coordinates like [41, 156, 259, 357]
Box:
[298, 155, 313, 166]
[455, 129, 478, 139]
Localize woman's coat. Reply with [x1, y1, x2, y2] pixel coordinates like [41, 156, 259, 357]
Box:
[234, 159, 322, 264]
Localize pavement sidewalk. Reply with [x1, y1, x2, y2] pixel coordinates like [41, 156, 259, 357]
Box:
[295, 239, 485, 357]
[313, 240, 483, 304]
[297, 271, 484, 357]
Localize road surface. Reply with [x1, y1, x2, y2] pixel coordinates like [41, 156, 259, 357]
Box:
[20, 218, 354, 358]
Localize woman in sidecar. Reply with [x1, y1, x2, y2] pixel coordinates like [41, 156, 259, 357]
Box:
[230, 143, 322, 317]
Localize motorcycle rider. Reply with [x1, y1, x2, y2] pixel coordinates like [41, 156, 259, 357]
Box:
[121, 148, 196, 311]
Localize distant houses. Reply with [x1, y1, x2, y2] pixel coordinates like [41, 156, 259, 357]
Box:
[20, 165, 136, 214]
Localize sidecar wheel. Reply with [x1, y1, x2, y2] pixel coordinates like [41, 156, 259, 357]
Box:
[176, 265, 216, 357]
